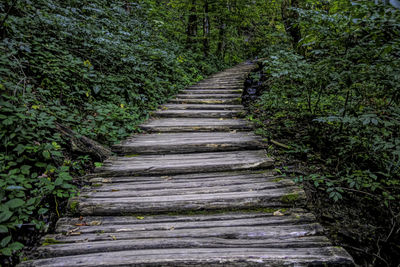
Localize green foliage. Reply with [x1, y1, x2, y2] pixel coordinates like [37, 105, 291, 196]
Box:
[251, 1, 400, 207]
[0, 0, 226, 260]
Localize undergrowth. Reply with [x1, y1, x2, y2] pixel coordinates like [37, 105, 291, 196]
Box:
[246, 2, 400, 265]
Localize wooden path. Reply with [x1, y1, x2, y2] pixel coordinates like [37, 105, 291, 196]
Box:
[21, 63, 354, 266]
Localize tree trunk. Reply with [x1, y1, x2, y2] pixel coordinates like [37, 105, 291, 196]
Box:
[281, 0, 301, 51]
[186, 0, 198, 48]
[217, 19, 226, 59]
[55, 123, 112, 161]
[125, 1, 131, 13]
[203, 0, 210, 57]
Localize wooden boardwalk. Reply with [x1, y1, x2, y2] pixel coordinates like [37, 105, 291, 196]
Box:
[21, 63, 354, 266]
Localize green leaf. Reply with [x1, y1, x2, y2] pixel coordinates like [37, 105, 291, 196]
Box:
[0, 210, 13, 223]
[42, 150, 51, 159]
[0, 225, 8, 233]
[14, 144, 25, 155]
[5, 198, 25, 209]
[54, 177, 63, 186]
[1, 236, 12, 247]
[1, 247, 12, 256]
[8, 242, 24, 251]
[20, 165, 31, 175]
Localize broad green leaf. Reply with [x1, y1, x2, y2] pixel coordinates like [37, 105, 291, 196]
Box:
[5, 198, 25, 209]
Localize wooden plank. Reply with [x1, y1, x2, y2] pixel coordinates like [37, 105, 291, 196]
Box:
[88, 170, 278, 184]
[81, 182, 299, 198]
[153, 109, 243, 118]
[188, 86, 243, 90]
[175, 94, 241, 99]
[169, 98, 241, 105]
[161, 104, 243, 110]
[113, 132, 265, 155]
[74, 187, 305, 215]
[95, 150, 273, 176]
[57, 208, 308, 226]
[113, 132, 262, 154]
[182, 89, 243, 94]
[54, 213, 318, 234]
[140, 118, 251, 132]
[45, 223, 323, 243]
[85, 178, 294, 193]
[191, 83, 242, 87]
[38, 237, 333, 257]
[21, 247, 354, 266]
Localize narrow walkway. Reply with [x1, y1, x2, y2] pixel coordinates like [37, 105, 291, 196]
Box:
[21, 63, 354, 266]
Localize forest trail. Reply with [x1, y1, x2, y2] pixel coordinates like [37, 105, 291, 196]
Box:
[20, 63, 354, 266]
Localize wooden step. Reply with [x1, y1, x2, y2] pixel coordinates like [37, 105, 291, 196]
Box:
[188, 85, 242, 89]
[80, 182, 301, 199]
[197, 81, 242, 84]
[74, 187, 303, 215]
[182, 89, 243, 94]
[94, 150, 273, 177]
[169, 98, 241, 104]
[176, 94, 241, 99]
[21, 211, 353, 266]
[84, 175, 294, 194]
[22, 247, 353, 266]
[112, 132, 263, 154]
[140, 118, 251, 132]
[161, 104, 243, 110]
[88, 170, 277, 184]
[154, 109, 243, 118]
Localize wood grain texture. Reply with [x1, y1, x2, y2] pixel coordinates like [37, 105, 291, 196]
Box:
[176, 94, 241, 99]
[153, 109, 243, 118]
[95, 150, 274, 176]
[182, 89, 243, 94]
[88, 170, 278, 184]
[169, 98, 241, 104]
[161, 104, 243, 110]
[22, 248, 354, 267]
[140, 118, 251, 132]
[113, 132, 263, 154]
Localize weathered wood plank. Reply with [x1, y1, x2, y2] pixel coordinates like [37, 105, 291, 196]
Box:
[161, 104, 243, 110]
[54, 213, 318, 235]
[112, 132, 262, 154]
[153, 109, 243, 118]
[74, 187, 305, 215]
[182, 89, 243, 94]
[189, 83, 243, 88]
[188, 86, 243, 90]
[95, 150, 273, 176]
[169, 98, 241, 104]
[85, 178, 294, 193]
[140, 118, 251, 132]
[88, 170, 278, 184]
[38, 237, 333, 258]
[21, 247, 354, 267]
[57, 208, 308, 226]
[45, 223, 323, 243]
[176, 94, 241, 99]
[81, 182, 298, 198]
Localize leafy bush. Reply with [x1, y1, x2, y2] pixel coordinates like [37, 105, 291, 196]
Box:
[251, 1, 400, 206]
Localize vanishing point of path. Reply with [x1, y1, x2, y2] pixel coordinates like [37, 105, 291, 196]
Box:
[20, 63, 355, 266]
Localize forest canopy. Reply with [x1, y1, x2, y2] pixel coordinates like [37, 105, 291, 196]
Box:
[0, 0, 399, 266]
